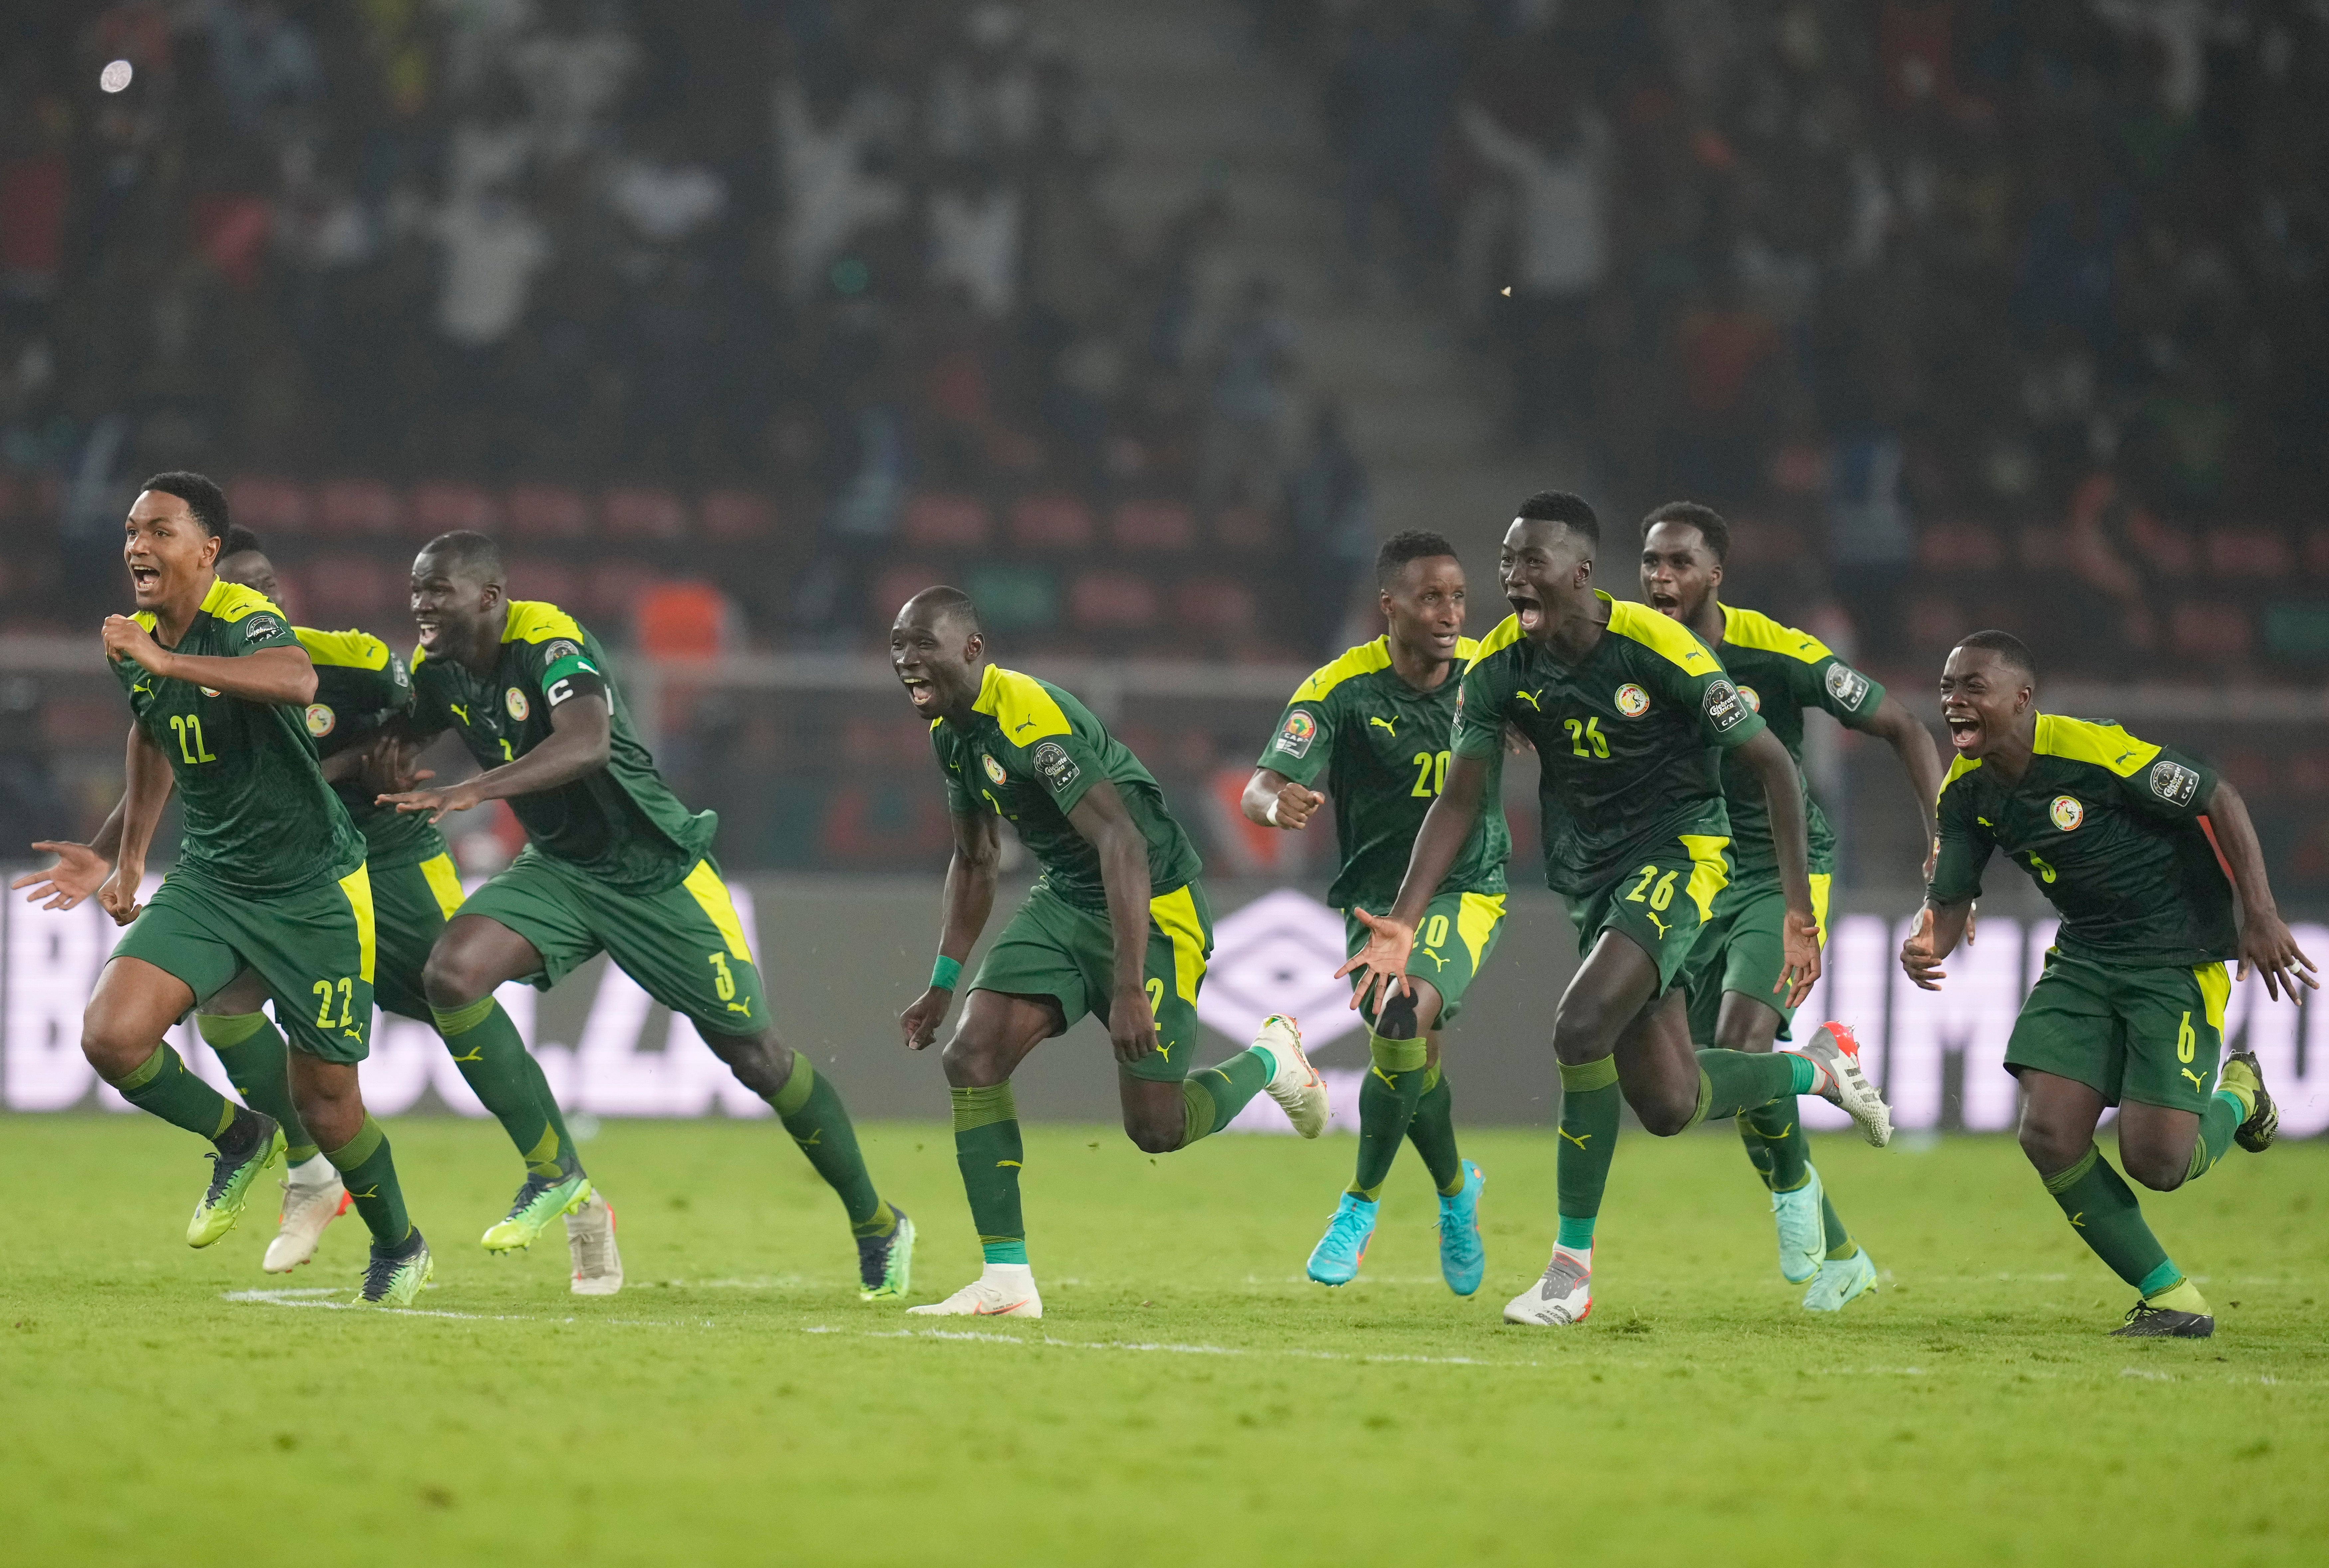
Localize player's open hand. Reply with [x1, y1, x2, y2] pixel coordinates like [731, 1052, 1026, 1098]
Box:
[2237, 908, 2318, 1004]
[1778, 907, 1822, 1006]
[1268, 781, 1325, 830]
[101, 614, 165, 671]
[1899, 906, 1947, 990]
[900, 985, 953, 1051]
[97, 862, 144, 926]
[360, 735, 427, 799]
[13, 841, 111, 911]
[1336, 908, 1415, 1017]
[378, 781, 482, 824]
[1107, 981, 1160, 1063]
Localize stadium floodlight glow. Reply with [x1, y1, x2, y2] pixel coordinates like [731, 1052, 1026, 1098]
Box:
[100, 59, 133, 93]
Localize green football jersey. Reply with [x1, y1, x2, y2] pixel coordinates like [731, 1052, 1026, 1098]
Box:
[294, 627, 447, 872]
[1930, 713, 2234, 967]
[1258, 635, 1509, 913]
[112, 576, 364, 897]
[1708, 604, 1887, 878]
[932, 663, 1204, 913]
[409, 601, 714, 896]
[1453, 593, 1766, 896]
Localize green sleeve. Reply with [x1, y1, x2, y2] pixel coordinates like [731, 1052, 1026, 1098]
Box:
[230, 607, 296, 654]
[1015, 719, 1108, 816]
[1257, 688, 1335, 785]
[1795, 651, 1886, 732]
[933, 727, 976, 816]
[1450, 659, 1508, 760]
[514, 635, 606, 714]
[1927, 781, 1990, 905]
[1655, 645, 1765, 752]
[2113, 742, 2216, 822]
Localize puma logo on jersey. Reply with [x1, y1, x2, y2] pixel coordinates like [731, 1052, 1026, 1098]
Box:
[2180, 1068, 2208, 1091]
[1369, 715, 1398, 737]
[1417, 948, 1449, 971]
[1514, 690, 1544, 710]
[449, 703, 469, 724]
[1152, 1041, 1173, 1062]
[1644, 911, 1672, 938]
[726, 1001, 752, 1015]
[1011, 717, 1037, 735]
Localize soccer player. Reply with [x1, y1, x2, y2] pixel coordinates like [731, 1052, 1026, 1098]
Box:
[1900, 631, 2306, 1337]
[892, 586, 1330, 1318]
[1344, 492, 1892, 1328]
[184, 530, 618, 1290]
[1641, 502, 1943, 1311]
[1241, 529, 1504, 1294]
[376, 530, 912, 1301]
[13, 473, 431, 1304]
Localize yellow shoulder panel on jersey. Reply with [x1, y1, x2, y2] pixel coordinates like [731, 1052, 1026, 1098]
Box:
[294, 627, 391, 670]
[1291, 638, 1390, 703]
[1939, 753, 1984, 803]
[1467, 614, 1527, 668]
[1719, 604, 1832, 663]
[2035, 713, 2158, 777]
[1604, 594, 1718, 673]
[502, 600, 587, 645]
[974, 664, 1072, 743]
[200, 578, 284, 625]
[133, 610, 159, 633]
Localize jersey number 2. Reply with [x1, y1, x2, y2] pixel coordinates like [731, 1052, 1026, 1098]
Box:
[169, 714, 218, 765]
[311, 977, 354, 1030]
[1565, 717, 1609, 759]
[1626, 864, 1678, 911]
[1410, 751, 1449, 797]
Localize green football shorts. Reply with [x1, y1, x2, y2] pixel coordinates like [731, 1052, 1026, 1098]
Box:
[459, 846, 768, 1036]
[970, 879, 1213, 1083]
[1346, 889, 1506, 1029]
[114, 862, 376, 1063]
[367, 851, 466, 1022]
[2005, 949, 2232, 1113]
[1562, 833, 1732, 997]
[1682, 868, 1832, 1043]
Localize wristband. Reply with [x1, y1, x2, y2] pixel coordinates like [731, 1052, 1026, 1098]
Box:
[931, 954, 962, 991]
[1265, 796, 1281, 826]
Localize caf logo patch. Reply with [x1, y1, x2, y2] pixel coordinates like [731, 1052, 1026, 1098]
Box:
[1738, 685, 1762, 713]
[1824, 662, 1871, 710]
[304, 703, 335, 738]
[1274, 709, 1317, 758]
[1032, 740, 1080, 791]
[981, 752, 1007, 785]
[2050, 795, 2084, 831]
[1614, 683, 1650, 718]
[2149, 759, 2200, 806]
[1703, 678, 1747, 731]
[505, 686, 531, 721]
[545, 640, 580, 662]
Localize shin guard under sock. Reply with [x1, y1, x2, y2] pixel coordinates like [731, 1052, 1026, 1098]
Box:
[772, 1056, 887, 1233]
[322, 1115, 412, 1248]
[952, 1082, 1025, 1263]
[1556, 1056, 1622, 1247]
[197, 1012, 316, 1163]
[2043, 1143, 2173, 1292]
[431, 997, 578, 1180]
[1348, 1031, 1429, 1199]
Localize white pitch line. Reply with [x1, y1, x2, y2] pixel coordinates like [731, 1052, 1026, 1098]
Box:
[800, 1322, 1525, 1367]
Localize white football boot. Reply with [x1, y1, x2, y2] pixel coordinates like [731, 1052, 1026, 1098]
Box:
[906, 1263, 1044, 1318]
[1254, 1015, 1329, 1138]
[1791, 1022, 1894, 1148]
[1503, 1246, 1593, 1326]
[262, 1155, 349, 1273]
[565, 1191, 624, 1297]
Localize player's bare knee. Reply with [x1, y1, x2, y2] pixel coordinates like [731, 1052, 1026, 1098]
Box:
[940, 1032, 1007, 1088]
[421, 945, 488, 1011]
[1122, 1111, 1182, 1154]
[2016, 1116, 2084, 1176]
[699, 1026, 790, 1096]
[2121, 1144, 2187, 1193]
[1550, 1004, 1612, 1064]
[78, 1010, 149, 1080]
[1636, 1091, 1696, 1139]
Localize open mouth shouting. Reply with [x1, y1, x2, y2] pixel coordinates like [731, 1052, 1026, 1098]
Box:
[1507, 586, 1545, 635]
[128, 561, 162, 598]
[1943, 707, 1983, 753]
[900, 671, 936, 711]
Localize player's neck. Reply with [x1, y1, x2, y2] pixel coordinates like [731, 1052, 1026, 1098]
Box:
[1539, 590, 1607, 665]
[1687, 594, 1724, 648]
[1385, 631, 1452, 691]
[1984, 718, 2039, 783]
[451, 620, 503, 677]
[151, 569, 215, 648]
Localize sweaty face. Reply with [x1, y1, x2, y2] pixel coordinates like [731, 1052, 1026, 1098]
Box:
[889, 605, 981, 715]
[1938, 646, 2032, 759]
[1382, 555, 1465, 659]
[1641, 521, 1719, 623]
[409, 552, 499, 658]
[1499, 518, 1586, 640]
[123, 491, 218, 610]
[215, 550, 281, 606]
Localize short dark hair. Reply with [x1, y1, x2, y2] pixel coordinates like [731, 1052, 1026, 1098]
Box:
[1514, 490, 1599, 549]
[219, 525, 266, 561]
[1641, 501, 1729, 563]
[1376, 529, 1459, 587]
[140, 471, 230, 539]
[419, 530, 506, 586]
[1955, 629, 2037, 684]
[903, 584, 982, 633]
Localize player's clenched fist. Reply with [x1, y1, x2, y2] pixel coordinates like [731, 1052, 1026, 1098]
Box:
[1266, 781, 1325, 830]
[900, 986, 952, 1051]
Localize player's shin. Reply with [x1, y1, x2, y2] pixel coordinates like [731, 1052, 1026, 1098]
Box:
[772, 1056, 893, 1237]
[1349, 1030, 1428, 1198]
[952, 1083, 1026, 1263]
[1554, 1057, 1622, 1251]
[431, 997, 580, 1180]
[1405, 1063, 1464, 1194]
[2043, 1144, 2181, 1294]
[199, 1012, 317, 1163]
[1736, 1098, 1809, 1194]
[320, 1114, 414, 1250]
[1174, 1046, 1275, 1148]
[115, 1043, 246, 1145]
[2186, 1088, 2246, 1184]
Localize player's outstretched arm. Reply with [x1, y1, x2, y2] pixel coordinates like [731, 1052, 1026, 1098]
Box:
[1860, 694, 1947, 878]
[101, 723, 176, 925]
[1338, 749, 1489, 1016]
[1240, 766, 1324, 830]
[101, 616, 317, 706]
[1066, 780, 1160, 1064]
[13, 779, 145, 912]
[2204, 778, 2318, 1002]
[902, 808, 1002, 1051]
[380, 693, 612, 823]
[1736, 728, 1821, 1002]
[1900, 902, 1971, 990]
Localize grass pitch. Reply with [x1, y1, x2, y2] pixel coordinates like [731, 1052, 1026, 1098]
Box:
[2, 1114, 2323, 1567]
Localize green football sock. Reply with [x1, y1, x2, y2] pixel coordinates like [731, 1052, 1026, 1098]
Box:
[321, 1114, 412, 1249]
[1175, 1045, 1273, 1149]
[198, 1012, 316, 1163]
[1406, 1063, 1465, 1197]
[1687, 1049, 1800, 1129]
[1347, 1031, 1429, 1199]
[431, 997, 578, 1180]
[771, 1055, 887, 1234]
[1555, 1056, 1622, 1248]
[115, 1044, 242, 1145]
[952, 1083, 1025, 1263]
[1736, 1095, 1810, 1193]
[2043, 1143, 2173, 1292]
[2185, 1090, 2245, 1184]
[1820, 1192, 1854, 1259]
